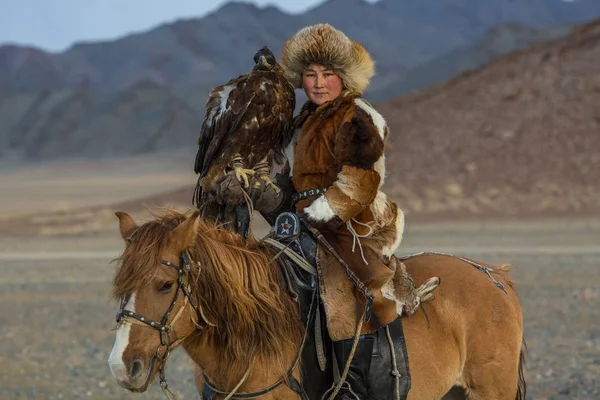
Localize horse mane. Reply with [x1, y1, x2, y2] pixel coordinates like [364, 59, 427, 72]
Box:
[112, 209, 303, 378]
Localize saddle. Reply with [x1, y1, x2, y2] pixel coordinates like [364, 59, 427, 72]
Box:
[266, 212, 412, 400]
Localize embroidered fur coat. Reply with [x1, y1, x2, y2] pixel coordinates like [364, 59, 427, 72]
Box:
[287, 92, 406, 339]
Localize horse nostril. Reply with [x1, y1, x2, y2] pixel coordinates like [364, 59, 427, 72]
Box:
[130, 359, 144, 379]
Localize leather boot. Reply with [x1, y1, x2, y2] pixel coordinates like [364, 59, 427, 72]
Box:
[331, 335, 375, 399]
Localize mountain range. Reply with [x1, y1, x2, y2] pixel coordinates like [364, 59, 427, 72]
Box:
[2, 0, 600, 96]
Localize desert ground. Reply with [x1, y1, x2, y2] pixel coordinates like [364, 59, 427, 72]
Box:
[0, 156, 599, 400]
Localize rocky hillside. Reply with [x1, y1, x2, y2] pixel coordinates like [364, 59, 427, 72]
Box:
[370, 22, 570, 101]
[0, 80, 207, 160]
[0, 22, 574, 161]
[378, 19, 600, 218]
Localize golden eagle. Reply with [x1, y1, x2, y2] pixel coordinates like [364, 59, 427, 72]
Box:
[193, 46, 295, 229]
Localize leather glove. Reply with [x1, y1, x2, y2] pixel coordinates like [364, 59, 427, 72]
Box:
[214, 174, 246, 206]
[250, 177, 286, 215]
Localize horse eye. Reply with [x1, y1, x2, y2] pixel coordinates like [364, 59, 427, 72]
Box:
[159, 281, 175, 293]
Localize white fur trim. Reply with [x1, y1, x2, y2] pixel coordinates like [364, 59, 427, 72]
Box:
[304, 195, 336, 222]
[373, 155, 386, 187]
[354, 98, 386, 139]
[381, 278, 404, 316]
[370, 191, 389, 218]
[382, 208, 405, 257]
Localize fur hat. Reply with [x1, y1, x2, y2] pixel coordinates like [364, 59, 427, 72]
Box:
[281, 24, 375, 94]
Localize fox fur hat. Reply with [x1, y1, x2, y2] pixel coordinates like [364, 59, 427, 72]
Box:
[281, 24, 375, 94]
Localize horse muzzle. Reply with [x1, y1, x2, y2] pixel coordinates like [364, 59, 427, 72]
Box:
[109, 358, 154, 392]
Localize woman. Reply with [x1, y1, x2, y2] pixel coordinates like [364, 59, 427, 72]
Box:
[219, 24, 438, 399]
[283, 24, 428, 399]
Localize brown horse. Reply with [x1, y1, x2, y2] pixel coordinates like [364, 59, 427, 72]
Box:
[108, 210, 526, 400]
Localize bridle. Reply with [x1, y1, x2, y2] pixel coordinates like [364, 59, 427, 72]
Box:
[114, 251, 314, 400]
[115, 251, 207, 398]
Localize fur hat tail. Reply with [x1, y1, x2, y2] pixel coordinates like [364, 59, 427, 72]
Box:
[281, 24, 375, 94]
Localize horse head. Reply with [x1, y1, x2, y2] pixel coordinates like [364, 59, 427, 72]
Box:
[108, 211, 202, 392]
[107, 209, 307, 397]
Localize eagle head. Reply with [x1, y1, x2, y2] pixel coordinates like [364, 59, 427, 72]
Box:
[253, 46, 276, 71]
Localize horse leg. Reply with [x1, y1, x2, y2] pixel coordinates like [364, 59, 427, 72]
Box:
[442, 386, 467, 400]
[462, 361, 520, 400]
[461, 331, 523, 400]
[466, 386, 517, 400]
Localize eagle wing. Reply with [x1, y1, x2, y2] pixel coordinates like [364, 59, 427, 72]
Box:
[222, 68, 296, 169]
[264, 70, 296, 165]
[194, 75, 255, 178]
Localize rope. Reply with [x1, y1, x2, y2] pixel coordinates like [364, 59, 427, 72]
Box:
[263, 238, 317, 275]
[345, 218, 373, 265]
[223, 368, 252, 400]
[325, 307, 366, 400]
[399, 251, 509, 295]
[240, 186, 255, 237]
[385, 325, 401, 400]
[202, 289, 318, 399]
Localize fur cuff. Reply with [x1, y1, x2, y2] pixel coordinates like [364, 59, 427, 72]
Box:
[325, 165, 380, 222]
[303, 195, 336, 221]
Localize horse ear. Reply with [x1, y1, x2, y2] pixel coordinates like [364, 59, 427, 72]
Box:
[169, 210, 201, 252]
[115, 211, 138, 241]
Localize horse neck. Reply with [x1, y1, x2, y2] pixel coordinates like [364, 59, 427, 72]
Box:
[184, 235, 303, 393]
[183, 336, 301, 397]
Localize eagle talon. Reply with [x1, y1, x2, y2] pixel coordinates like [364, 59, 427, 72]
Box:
[228, 166, 255, 188]
[260, 175, 281, 194]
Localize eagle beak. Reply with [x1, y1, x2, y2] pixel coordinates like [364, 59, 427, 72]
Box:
[258, 55, 271, 68]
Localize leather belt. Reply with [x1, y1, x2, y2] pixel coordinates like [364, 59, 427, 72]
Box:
[292, 187, 327, 205]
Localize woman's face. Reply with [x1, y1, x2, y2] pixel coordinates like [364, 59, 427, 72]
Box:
[302, 64, 343, 105]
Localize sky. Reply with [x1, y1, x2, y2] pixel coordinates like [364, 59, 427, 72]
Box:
[0, 0, 376, 52]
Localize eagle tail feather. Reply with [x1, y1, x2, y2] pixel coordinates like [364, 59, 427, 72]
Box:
[192, 176, 203, 208]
